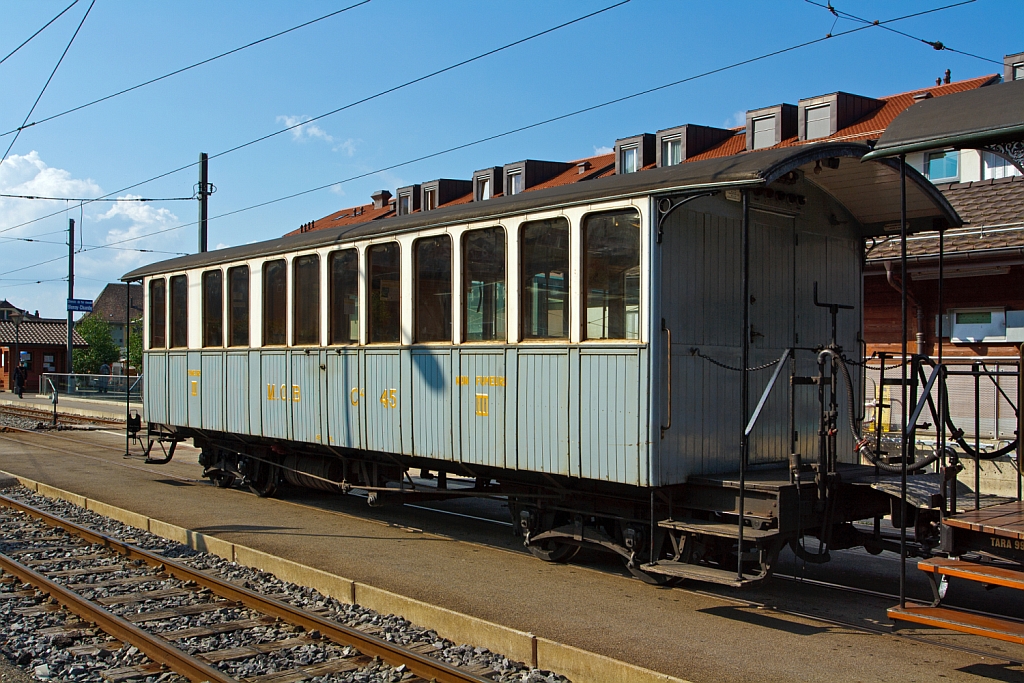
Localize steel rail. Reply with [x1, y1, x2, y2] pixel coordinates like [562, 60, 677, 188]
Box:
[0, 550, 236, 683]
[0, 405, 123, 426]
[0, 493, 491, 683]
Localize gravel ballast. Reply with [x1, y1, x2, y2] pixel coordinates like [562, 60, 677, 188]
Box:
[0, 485, 570, 682]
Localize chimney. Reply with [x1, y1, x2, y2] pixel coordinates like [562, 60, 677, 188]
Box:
[935, 77, 942, 86]
[944, 69, 951, 84]
[371, 190, 392, 210]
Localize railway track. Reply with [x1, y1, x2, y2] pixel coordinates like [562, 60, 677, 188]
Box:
[4, 428, 1022, 671]
[0, 404, 125, 428]
[0, 493, 494, 683]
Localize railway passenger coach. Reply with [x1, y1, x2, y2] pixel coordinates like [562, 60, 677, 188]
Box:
[124, 143, 961, 585]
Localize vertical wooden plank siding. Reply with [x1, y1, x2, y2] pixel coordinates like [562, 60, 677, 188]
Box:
[364, 351, 402, 453]
[459, 351, 506, 468]
[247, 350, 263, 436]
[517, 350, 569, 474]
[579, 350, 641, 483]
[144, 353, 168, 424]
[290, 352, 323, 444]
[225, 352, 249, 434]
[186, 352, 202, 429]
[411, 350, 452, 460]
[261, 352, 290, 440]
[325, 351, 361, 448]
[167, 353, 187, 427]
[200, 353, 225, 432]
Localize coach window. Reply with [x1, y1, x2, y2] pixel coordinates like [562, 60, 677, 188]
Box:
[149, 279, 166, 348]
[169, 275, 188, 348]
[329, 249, 358, 344]
[367, 243, 400, 343]
[292, 254, 320, 345]
[262, 259, 287, 346]
[415, 235, 452, 342]
[463, 227, 506, 342]
[583, 209, 640, 340]
[520, 217, 569, 340]
[202, 270, 223, 347]
[227, 266, 249, 347]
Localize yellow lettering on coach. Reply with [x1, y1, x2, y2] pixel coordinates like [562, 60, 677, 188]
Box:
[292, 385, 301, 402]
[267, 384, 277, 401]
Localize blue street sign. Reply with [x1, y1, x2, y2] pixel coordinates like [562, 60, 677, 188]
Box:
[67, 298, 93, 312]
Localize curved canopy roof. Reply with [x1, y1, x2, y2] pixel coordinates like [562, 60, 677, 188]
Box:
[863, 78, 1024, 161]
[123, 142, 959, 281]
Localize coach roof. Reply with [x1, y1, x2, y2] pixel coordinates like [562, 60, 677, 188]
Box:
[122, 142, 958, 281]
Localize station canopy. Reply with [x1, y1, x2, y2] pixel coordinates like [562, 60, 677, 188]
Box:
[863, 78, 1024, 170]
[122, 142, 960, 281]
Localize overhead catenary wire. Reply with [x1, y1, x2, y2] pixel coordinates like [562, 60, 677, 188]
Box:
[0, 0, 81, 67]
[0, 0, 96, 170]
[0, 0, 630, 237]
[0, 0, 982, 276]
[804, 0, 1003, 66]
[0, 193, 194, 202]
[0, 234, 188, 255]
[0, 0, 372, 139]
[74, 0, 977, 249]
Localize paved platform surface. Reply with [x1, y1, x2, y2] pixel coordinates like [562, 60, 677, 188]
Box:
[1, 429, 1024, 683]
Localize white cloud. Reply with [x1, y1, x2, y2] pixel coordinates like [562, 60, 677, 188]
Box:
[328, 184, 345, 195]
[593, 145, 613, 155]
[332, 138, 359, 156]
[0, 151, 102, 236]
[277, 115, 334, 143]
[724, 110, 746, 128]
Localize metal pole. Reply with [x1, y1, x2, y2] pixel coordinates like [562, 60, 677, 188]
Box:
[938, 228, 947, 513]
[198, 152, 209, 253]
[12, 321, 20, 393]
[974, 362, 981, 511]
[124, 282, 131, 457]
[67, 218, 75, 372]
[899, 155, 908, 610]
[738, 190, 750, 582]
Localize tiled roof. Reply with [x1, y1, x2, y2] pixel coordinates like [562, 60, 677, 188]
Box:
[0, 320, 87, 347]
[294, 75, 999, 237]
[867, 175, 1024, 260]
[89, 283, 143, 325]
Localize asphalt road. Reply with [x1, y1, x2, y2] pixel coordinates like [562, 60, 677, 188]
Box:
[1, 428, 1023, 683]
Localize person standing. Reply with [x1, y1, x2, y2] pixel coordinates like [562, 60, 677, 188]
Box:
[13, 363, 25, 399]
[99, 362, 110, 394]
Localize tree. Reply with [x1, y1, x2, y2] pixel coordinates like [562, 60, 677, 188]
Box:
[73, 316, 120, 373]
[127, 317, 143, 371]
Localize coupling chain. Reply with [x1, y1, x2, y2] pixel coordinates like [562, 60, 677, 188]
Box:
[689, 348, 778, 372]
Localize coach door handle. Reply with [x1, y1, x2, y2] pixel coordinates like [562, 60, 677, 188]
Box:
[661, 318, 671, 438]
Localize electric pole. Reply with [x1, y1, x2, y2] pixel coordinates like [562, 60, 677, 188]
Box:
[198, 152, 209, 253]
[67, 217, 74, 372]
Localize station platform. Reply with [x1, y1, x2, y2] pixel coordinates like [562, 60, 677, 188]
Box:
[0, 392, 139, 422]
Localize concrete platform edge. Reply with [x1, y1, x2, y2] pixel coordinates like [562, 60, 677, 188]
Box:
[0, 471, 690, 683]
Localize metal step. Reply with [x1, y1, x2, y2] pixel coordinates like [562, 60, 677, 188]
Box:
[919, 558, 1024, 591]
[658, 517, 779, 540]
[888, 603, 1024, 645]
[639, 561, 767, 587]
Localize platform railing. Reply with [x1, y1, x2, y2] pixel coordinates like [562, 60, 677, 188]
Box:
[39, 373, 143, 404]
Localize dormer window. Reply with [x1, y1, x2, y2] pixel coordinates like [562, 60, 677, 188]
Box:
[613, 134, 654, 175]
[1005, 52, 1024, 81]
[751, 116, 775, 150]
[745, 104, 796, 151]
[472, 168, 501, 202]
[661, 135, 682, 166]
[507, 170, 523, 195]
[421, 179, 473, 211]
[423, 188, 436, 211]
[395, 184, 420, 216]
[804, 104, 831, 140]
[620, 146, 639, 173]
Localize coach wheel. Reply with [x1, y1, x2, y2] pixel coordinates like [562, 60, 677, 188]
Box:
[527, 540, 580, 563]
[247, 459, 279, 498]
[212, 473, 236, 489]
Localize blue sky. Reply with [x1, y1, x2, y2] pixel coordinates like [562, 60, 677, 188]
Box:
[0, 0, 1020, 318]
